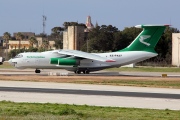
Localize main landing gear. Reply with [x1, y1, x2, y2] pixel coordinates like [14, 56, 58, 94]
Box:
[74, 69, 90, 74]
[35, 69, 41, 73]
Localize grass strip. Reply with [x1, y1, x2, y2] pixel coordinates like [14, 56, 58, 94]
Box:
[0, 101, 179, 120]
[107, 67, 180, 72]
[0, 62, 14, 69]
[70, 79, 180, 88]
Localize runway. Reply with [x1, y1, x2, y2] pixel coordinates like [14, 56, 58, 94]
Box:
[0, 80, 180, 110]
[0, 86, 180, 99]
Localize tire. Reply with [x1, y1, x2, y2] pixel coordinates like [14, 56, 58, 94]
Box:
[35, 69, 41, 73]
[75, 70, 81, 74]
[85, 70, 89, 74]
[77, 70, 81, 74]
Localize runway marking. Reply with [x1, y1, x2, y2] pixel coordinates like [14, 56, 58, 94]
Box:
[0, 87, 180, 99]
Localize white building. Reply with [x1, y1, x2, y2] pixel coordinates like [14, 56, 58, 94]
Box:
[172, 33, 180, 67]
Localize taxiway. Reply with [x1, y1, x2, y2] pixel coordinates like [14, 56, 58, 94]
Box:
[1, 68, 180, 77]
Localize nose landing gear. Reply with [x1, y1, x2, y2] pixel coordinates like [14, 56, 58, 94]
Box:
[35, 69, 41, 73]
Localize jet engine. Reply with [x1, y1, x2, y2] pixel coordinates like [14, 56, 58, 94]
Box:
[50, 58, 80, 65]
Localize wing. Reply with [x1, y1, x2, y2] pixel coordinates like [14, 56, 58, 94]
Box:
[58, 49, 115, 62]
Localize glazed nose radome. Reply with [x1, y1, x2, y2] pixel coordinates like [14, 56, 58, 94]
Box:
[8, 59, 13, 66]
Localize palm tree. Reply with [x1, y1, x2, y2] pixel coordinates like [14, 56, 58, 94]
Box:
[29, 36, 38, 48]
[3, 32, 11, 60]
[15, 32, 24, 50]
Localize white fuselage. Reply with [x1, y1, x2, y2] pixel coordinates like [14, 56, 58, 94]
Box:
[9, 50, 157, 72]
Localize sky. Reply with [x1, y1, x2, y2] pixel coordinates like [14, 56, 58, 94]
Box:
[0, 0, 180, 36]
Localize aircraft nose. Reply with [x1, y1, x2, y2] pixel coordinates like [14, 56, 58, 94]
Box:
[8, 59, 13, 66]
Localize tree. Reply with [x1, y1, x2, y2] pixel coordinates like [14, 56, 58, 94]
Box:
[87, 25, 119, 52]
[8, 47, 38, 58]
[115, 27, 142, 50]
[63, 22, 78, 29]
[15, 32, 24, 50]
[29, 36, 37, 47]
[154, 26, 180, 64]
[51, 27, 64, 49]
[51, 27, 64, 34]
[41, 40, 49, 50]
[63, 22, 86, 30]
[3, 32, 11, 60]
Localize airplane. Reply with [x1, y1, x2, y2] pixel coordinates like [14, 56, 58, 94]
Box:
[8, 24, 169, 74]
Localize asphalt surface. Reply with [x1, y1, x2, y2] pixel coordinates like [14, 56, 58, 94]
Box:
[1, 68, 180, 77]
[0, 81, 180, 110]
[0, 86, 180, 99]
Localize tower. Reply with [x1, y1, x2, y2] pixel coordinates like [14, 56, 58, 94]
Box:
[63, 26, 85, 50]
[42, 15, 47, 35]
[85, 16, 94, 31]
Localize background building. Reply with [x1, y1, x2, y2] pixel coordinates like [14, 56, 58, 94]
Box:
[84, 16, 94, 32]
[63, 16, 94, 50]
[63, 26, 85, 50]
[6, 32, 55, 51]
[172, 33, 180, 67]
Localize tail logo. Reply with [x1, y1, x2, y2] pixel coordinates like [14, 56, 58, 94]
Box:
[139, 35, 151, 46]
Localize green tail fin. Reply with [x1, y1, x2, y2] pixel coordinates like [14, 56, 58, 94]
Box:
[119, 24, 169, 53]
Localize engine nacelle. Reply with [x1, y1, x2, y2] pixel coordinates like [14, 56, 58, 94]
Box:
[50, 58, 80, 65]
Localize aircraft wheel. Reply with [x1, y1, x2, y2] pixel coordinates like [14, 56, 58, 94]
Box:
[75, 70, 81, 74]
[35, 69, 41, 73]
[85, 70, 89, 74]
[77, 70, 81, 74]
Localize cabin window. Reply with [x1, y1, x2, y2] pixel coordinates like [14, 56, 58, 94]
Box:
[14, 54, 23, 58]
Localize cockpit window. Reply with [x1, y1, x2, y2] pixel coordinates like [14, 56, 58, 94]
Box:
[14, 54, 23, 58]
